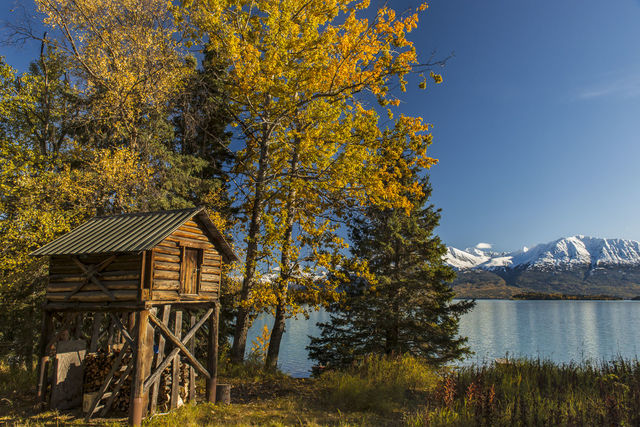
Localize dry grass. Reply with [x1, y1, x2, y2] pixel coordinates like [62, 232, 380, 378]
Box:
[0, 361, 393, 426]
[8, 356, 640, 426]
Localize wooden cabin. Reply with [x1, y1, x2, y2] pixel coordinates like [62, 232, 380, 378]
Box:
[32, 207, 238, 309]
[31, 207, 238, 425]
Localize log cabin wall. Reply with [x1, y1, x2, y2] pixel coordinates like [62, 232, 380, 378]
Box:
[150, 218, 222, 302]
[47, 253, 143, 303]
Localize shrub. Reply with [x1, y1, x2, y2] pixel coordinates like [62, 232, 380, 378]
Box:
[317, 354, 439, 414]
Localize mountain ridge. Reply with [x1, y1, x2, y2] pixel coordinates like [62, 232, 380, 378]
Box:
[446, 236, 640, 299]
[446, 235, 640, 271]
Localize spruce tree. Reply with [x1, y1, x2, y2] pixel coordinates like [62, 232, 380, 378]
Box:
[308, 177, 475, 370]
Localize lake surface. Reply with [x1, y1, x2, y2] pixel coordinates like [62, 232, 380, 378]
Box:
[246, 300, 640, 377]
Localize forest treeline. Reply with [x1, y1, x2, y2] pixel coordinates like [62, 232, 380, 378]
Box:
[0, 0, 471, 372]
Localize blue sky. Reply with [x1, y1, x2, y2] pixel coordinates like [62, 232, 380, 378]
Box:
[393, 0, 640, 251]
[2, 0, 640, 252]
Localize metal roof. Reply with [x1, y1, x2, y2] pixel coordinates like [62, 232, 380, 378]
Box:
[31, 207, 239, 262]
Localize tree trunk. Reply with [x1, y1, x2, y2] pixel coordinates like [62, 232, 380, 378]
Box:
[265, 135, 300, 369]
[265, 303, 286, 369]
[230, 129, 270, 363]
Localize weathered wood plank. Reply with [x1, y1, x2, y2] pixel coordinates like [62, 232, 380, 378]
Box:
[47, 290, 138, 302]
[153, 280, 180, 291]
[177, 223, 207, 233]
[49, 271, 141, 282]
[154, 261, 180, 272]
[51, 253, 141, 264]
[157, 239, 179, 248]
[153, 246, 181, 256]
[164, 236, 213, 249]
[201, 273, 220, 282]
[199, 284, 219, 293]
[202, 258, 221, 266]
[153, 270, 180, 281]
[50, 258, 141, 270]
[48, 281, 140, 292]
[172, 230, 210, 242]
[203, 251, 221, 260]
[198, 291, 219, 300]
[154, 253, 180, 263]
[50, 264, 142, 276]
[201, 266, 221, 275]
[150, 290, 180, 301]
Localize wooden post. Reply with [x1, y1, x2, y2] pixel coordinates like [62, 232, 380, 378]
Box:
[149, 304, 171, 415]
[89, 313, 104, 353]
[72, 313, 83, 339]
[130, 310, 150, 427]
[36, 310, 54, 405]
[170, 310, 183, 409]
[207, 302, 219, 403]
[189, 314, 196, 403]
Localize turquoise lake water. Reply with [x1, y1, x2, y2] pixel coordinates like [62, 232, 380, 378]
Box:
[246, 300, 640, 377]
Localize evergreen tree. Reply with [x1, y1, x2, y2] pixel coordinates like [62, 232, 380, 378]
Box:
[308, 177, 475, 371]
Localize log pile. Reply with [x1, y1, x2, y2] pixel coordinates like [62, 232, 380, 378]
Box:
[83, 348, 133, 413]
[155, 364, 192, 410]
[83, 348, 196, 415]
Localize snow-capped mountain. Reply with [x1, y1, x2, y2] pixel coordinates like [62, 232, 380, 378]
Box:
[446, 236, 640, 271]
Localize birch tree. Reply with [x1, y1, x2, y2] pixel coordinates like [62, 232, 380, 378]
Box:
[186, 0, 443, 363]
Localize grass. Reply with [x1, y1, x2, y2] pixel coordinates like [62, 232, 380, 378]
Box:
[5, 355, 640, 426]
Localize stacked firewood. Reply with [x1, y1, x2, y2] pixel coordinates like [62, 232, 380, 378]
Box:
[83, 347, 133, 413]
[84, 350, 195, 414]
[155, 364, 192, 409]
[111, 373, 132, 413]
[156, 366, 173, 409]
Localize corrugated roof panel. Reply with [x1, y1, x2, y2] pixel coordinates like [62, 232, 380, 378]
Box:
[31, 207, 204, 256]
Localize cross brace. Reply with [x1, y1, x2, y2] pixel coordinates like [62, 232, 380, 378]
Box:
[143, 308, 213, 393]
[68, 255, 117, 301]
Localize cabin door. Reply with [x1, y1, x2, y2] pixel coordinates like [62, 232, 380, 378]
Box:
[182, 247, 201, 294]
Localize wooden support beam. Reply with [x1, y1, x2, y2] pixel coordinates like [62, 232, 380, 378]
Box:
[36, 311, 54, 405]
[149, 304, 171, 415]
[89, 313, 104, 353]
[143, 308, 213, 392]
[147, 310, 212, 385]
[189, 314, 196, 403]
[44, 302, 145, 312]
[170, 311, 182, 409]
[207, 302, 219, 404]
[130, 310, 151, 427]
[109, 313, 134, 347]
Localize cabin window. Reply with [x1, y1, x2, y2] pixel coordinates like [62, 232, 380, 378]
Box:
[181, 247, 203, 295]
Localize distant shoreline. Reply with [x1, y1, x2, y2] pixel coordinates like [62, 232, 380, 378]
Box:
[511, 292, 623, 300]
[454, 294, 638, 301]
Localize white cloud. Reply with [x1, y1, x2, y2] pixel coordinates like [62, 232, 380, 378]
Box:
[475, 243, 492, 249]
[578, 74, 640, 100]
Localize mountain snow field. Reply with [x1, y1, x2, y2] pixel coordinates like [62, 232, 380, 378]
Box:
[446, 236, 640, 271]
